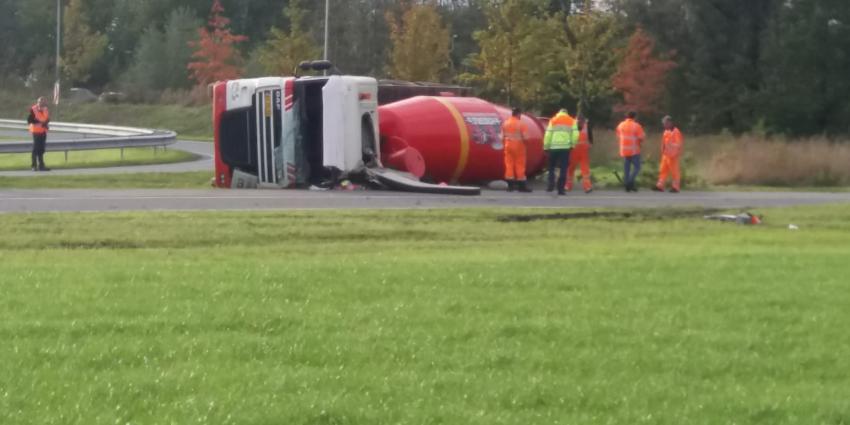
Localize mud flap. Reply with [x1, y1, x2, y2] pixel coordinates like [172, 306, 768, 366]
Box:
[366, 168, 481, 196]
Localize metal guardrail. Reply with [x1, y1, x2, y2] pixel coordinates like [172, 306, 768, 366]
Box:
[0, 119, 177, 156]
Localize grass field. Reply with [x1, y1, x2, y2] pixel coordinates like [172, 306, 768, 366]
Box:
[0, 171, 212, 189]
[1, 206, 849, 424]
[0, 90, 212, 140]
[0, 147, 196, 172]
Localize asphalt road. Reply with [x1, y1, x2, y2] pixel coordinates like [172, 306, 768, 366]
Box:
[2, 128, 849, 213]
[1, 188, 848, 213]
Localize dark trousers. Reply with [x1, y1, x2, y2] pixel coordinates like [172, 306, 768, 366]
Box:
[32, 133, 47, 169]
[547, 149, 571, 191]
[624, 154, 641, 187]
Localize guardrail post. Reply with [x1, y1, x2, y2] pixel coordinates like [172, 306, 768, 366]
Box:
[64, 150, 68, 163]
[120, 148, 124, 161]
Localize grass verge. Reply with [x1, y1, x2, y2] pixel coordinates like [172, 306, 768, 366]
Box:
[0, 147, 196, 172]
[0, 90, 212, 140]
[0, 171, 212, 189]
[1, 206, 849, 424]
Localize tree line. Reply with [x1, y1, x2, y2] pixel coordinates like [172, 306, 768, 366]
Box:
[0, 0, 847, 135]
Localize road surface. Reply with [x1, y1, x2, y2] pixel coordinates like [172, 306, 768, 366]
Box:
[2, 127, 849, 213]
[1, 188, 848, 213]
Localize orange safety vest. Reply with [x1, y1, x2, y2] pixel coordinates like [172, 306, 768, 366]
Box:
[29, 105, 49, 135]
[662, 127, 684, 158]
[501, 116, 527, 143]
[616, 118, 644, 157]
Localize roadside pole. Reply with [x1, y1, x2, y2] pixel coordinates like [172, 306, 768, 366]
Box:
[323, 0, 329, 76]
[54, 0, 61, 117]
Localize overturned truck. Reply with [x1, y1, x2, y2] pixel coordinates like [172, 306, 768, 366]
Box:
[212, 73, 546, 195]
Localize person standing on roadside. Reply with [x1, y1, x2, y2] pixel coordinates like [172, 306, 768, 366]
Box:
[616, 111, 645, 192]
[27, 96, 51, 172]
[654, 115, 684, 193]
[565, 113, 593, 193]
[543, 108, 579, 195]
[501, 107, 533, 193]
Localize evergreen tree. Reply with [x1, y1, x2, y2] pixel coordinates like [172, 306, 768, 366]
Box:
[162, 8, 202, 89]
[760, 0, 850, 135]
[122, 7, 200, 97]
[121, 26, 166, 97]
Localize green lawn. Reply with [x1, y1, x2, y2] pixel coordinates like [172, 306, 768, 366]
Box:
[0, 90, 212, 140]
[0, 147, 196, 172]
[0, 171, 212, 189]
[54, 102, 213, 140]
[1, 206, 849, 424]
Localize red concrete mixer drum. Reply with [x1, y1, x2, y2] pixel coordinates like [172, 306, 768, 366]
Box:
[378, 96, 546, 184]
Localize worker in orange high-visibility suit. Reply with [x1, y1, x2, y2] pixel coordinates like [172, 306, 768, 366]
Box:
[565, 113, 593, 193]
[654, 115, 684, 193]
[26, 96, 51, 172]
[501, 107, 532, 192]
[616, 111, 645, 192]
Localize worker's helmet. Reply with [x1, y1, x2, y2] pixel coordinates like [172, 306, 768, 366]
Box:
[511, 107, 522, 117]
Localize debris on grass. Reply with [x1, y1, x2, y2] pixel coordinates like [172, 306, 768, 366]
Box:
[703, 212, 763, 225]
[497, 208, 725, 223]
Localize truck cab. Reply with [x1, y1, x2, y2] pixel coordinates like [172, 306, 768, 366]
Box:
[212, 75, 379, 189]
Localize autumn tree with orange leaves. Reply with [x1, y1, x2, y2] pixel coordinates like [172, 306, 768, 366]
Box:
[611, 28, 677, 118]
[188, 0, 248, 86]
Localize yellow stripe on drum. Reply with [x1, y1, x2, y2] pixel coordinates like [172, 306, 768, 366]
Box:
[434, 97, 470, 183]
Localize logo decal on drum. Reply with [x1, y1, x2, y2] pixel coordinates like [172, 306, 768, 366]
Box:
[463, 113, 503, 150]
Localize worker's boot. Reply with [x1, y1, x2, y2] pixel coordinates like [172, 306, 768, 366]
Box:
[670, 187, 680, 193]
[653, 185, 664, 192]
[37, 156, 50, 172]
[506, 180, 515, 192]
[518, 180, 533, 193]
